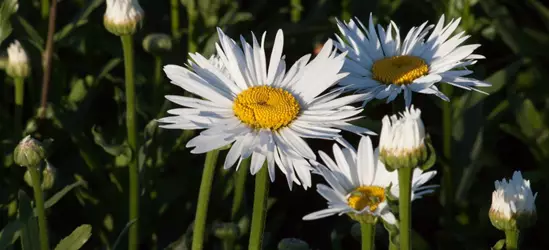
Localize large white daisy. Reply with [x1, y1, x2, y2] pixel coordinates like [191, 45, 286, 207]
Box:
[303, 136, 437, 224]
[159, 28, 373, 189]
[335, 14, 491, 106]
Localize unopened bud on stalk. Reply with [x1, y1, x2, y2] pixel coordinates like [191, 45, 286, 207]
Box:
[23, 162, 56, 190]
[14, 136, 46, 168]
[103, 0, 144, 36]
[489, 171, 537, 232]
[142, 33, 172, 55]
[6, 40, 30, 78]
[379, 106, 428, 171]
[278, 238, 310, 250]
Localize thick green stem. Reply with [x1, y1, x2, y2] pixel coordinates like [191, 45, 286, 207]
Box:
[248, 163, 269, 250]
[505, 230, 520, 250]
[14, 77, 24, 135]
[398, 167, 413, 250]
[360, 223, 375, 250]
[28, 167, 50, 250]
[290, 0, 302, 23]
[170, 0, 180, 39]
[192, 150, 220, 250]
[231, 158, 250, 220]
[441, 84, 454, 214]
[41, 0, 49, 19]
[121, 35, 140, 250]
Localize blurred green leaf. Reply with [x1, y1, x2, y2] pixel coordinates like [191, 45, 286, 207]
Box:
[0, 0, 18, 45]
[91, 126, 132, 164]
[43, 180, 87, 210]
[16, 16, 44, 47]
[491, 239, 505, 250]
[18, 191, 40, 250]
[0, 220, 23, 249]
[111, 219, 137, 250]
[54, 0, 104, 42]
[54, 224, 92, 250]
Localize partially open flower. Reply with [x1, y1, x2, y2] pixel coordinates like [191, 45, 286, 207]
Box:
[6, 40, 29, 78]
[379, 106, 427, 171]
[104, 0, 144, 36]
[489, 171, 537, 231]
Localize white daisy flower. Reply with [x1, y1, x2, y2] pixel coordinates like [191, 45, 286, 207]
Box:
[335, 14, 491, 106]
[302, 136, 437, 224]
[489, 171, 537, 231]
[159, 29, 374, 189]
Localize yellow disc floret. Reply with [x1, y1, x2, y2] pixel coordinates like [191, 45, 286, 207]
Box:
[372, 55, 429, 85]
[233, 86, 300, 130]
[347, 186, 386, 212]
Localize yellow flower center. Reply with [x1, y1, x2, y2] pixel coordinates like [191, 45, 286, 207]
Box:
[372, 55, 429, 85]
[233, 86, 300, 130]
[347, 186, 386, 212]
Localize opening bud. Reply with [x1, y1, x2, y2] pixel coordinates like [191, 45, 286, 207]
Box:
[103, 0, 144, 36]
[14, 136, 46, 168]
[6, 40, 30, 78]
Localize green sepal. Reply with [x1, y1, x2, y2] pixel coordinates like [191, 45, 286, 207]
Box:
[491, 239, 506, 250]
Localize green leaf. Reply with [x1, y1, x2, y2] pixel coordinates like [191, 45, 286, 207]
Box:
[43, 180, 86, 210]
[18, 191, 40, 250]
[0, 0, 18, 46]
[16, 16, 44, 47]
[491, 239, 506, 250]
[111, 219, 137, 250]
[91, 126, 132, 163]
[0, 220, 23, 249]
[54, 224, 92, 250]
[54, 0, 104, 41]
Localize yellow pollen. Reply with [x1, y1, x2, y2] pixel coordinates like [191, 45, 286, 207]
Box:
[233, 86, 300, 130]
[372, 55, 429, 85]
[347, 186, 385, 212]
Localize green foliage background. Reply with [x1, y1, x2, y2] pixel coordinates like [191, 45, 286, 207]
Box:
[1, 0, 549, 249]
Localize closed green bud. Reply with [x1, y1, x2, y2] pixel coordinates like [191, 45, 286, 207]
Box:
[142, 33, 172, 55]
[14, 136, 46, 168]
[212, 222, 239, 240]
[277, 238, 309, 250]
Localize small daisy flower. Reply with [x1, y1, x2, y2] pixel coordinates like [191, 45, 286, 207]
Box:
[159, 29, 373, 189]
[335, 14, 490, 106]
[379, 106, 427, 171]
[489, 171, 537, 231]
[302, 136, 437, 224]
[104, 0, 144, 36]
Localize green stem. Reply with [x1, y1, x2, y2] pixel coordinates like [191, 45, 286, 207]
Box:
[398, 167, 413, 250]
[121, 35, 140, 250]
[153, 56, 162, 111]
[341, 0, 351, 21]
[170, 0, 180, 39]
[192, 149, 220, 250]
[41, 0, 49, 19]
[360, 223, 375, 250]
[248, 163, 269, 250]
[441, 84, 454, 215]
[187, 2, 197, 53]
[14, 77, 24, 135]
[505, 230, 520, 250]
[290, 0, 302, 23]
[231, 158, 250, 220]
[28, 167, 50, 250]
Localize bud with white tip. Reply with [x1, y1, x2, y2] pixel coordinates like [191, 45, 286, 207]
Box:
[6, 40, 30, 78]
[104, 0, 144, 36]
[13, 135, 46, 168]
[489, 171, 537, 231]
[379, 106, 428, 171]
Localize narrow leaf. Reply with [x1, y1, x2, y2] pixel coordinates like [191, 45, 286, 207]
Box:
[54, 224, 92, 250]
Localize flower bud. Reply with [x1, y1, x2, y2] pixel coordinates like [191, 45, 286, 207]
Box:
[212, 222, 239, 240]
[489, 171, 537, 231]
[278, 238, 309, 250]
[103, 0, 144, 36]
[142, 33, 172, 56]
[23, 162, 56, 190]
[6, 40, 30, 78]
[379, 105, 427, 171]
[14, 136, 46, 168]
